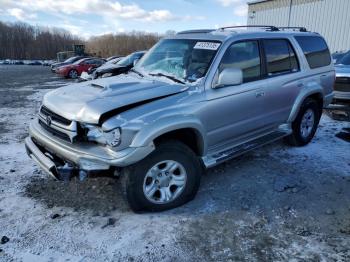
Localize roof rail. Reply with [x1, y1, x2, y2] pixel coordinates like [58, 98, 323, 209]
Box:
[278, 27, 307, 32]
[218, 25, 279, 31]
[177, 29, 215, 35]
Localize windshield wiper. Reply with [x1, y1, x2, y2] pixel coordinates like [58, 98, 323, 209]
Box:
[130, 68, 144, 77]
[149, 72, 185, 84]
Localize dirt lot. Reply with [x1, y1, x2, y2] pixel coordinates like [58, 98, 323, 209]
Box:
[0, 65, 349, 261]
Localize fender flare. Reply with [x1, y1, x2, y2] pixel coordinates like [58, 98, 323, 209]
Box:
[288, 85, 323, 123]
[130, 115, 207, 155]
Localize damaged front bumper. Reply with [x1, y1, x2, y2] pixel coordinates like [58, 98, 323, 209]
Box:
[25, 121, 154, 180]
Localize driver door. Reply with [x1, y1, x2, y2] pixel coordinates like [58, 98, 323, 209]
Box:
[204, 40, 272, 150]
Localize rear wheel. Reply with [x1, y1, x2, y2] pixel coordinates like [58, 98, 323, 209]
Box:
[285, 98, 321, 146]
[121, 141, 202, 212]
[68, 69, 78, 79]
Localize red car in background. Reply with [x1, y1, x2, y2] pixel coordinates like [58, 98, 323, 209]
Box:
[56, 58, 106, 79]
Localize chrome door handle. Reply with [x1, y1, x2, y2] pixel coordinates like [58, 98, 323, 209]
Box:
[255, 91, 265, 98]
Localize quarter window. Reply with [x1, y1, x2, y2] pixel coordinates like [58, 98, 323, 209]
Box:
[263, 39, 299, 76]
[219, 40, 261, 83]
[295, 36, 331, 69]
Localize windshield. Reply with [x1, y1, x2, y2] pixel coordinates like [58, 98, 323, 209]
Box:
[65, 56, 80, 63]
[337, 52, 350, 65]
[135, 39, 221, 83]
[117, 53, 140, 67]
[73, 58, 88, 65]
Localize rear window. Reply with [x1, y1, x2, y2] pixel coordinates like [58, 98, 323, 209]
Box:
[263, 39, 299, 76]
[295, 36, 331, 69]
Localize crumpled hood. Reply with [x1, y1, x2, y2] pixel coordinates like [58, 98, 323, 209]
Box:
[43, 74, 188, 124]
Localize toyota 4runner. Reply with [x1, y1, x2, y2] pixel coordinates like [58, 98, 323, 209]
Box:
[25, 26, 334, 212]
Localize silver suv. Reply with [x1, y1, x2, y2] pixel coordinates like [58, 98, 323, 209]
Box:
[25, 26, 334, 212]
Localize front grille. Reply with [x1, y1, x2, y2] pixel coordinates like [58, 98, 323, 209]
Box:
[40, 106, 72, 126]
[334, 77, 350, 92]
[39, 119, 71, 142]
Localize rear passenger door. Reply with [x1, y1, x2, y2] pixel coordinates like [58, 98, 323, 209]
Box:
[261, 39, 301, 126]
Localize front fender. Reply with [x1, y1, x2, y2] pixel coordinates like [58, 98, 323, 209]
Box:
[130, 115, 207, 155]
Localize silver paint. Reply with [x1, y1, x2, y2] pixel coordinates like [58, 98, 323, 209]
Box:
[26, 29, 335, 174]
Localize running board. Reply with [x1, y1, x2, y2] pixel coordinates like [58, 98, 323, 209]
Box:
[203, 130, 290, 168]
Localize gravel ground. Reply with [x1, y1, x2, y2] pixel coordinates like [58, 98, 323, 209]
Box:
[0, 65, 350, 261]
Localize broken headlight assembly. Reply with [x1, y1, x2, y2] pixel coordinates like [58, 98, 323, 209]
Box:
[103, 128, 122, 147]
[84, 125, 122, 147]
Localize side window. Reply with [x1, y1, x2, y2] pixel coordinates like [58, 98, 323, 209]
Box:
[95, 59, 104, 65]
[263, 39, 299, 76]
[219, 40, 261, 83]
[295, 36, 331, 69]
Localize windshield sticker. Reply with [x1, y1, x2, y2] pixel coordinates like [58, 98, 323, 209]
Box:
[194, 42, 221, 50]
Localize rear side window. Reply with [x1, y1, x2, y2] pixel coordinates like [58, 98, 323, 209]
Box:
[263, 39, 299, 76]
[295, 36, 331, 69]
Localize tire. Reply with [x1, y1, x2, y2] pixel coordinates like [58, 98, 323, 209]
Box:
[120, 141, 202, 212]
[68, 69, 78, 79]
[284, 98, 321, 146]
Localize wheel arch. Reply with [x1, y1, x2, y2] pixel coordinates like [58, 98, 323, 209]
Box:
[130, 116, 207, 156]
[153, 128, 205, 156]
[288, 89, 324, 122]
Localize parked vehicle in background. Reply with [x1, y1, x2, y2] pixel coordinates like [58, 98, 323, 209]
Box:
[51, 56, 89, 72]
[326, 51, 350, 120]
[42, 60, 56, 66]
[27, 60, 42, 65]
[106, 55, 123, 61]
[56, 57, 106, 79]
[25, 26, 334, 212]
[332, 51, 348, 64]
[88, 51, 145, 80]
[80, 56, 125, 81]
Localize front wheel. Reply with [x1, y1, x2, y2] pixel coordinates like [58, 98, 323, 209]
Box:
[284, 98, 321, 146]
[121, 141, 202, 212]
[68, 69, 78, 79]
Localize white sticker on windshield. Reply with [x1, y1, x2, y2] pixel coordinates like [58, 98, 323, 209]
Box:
[194, 42, 220, 50]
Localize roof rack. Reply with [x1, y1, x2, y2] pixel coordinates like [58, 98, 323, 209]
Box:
[278, 26, 307, 32]
[177, 29, 215, 35]
[219, 25, 279, 31]
[176, 26, 309, 35]
[218, 25, 308, 32]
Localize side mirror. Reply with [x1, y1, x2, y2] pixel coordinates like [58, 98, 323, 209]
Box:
[214, 68, 243, 88]
[133, 59, 140, 67]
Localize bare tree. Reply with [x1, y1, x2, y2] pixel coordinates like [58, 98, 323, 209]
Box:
[0, 21, 164, 60]
[86, 31, 161, 57]
[0, 21, 82, 59]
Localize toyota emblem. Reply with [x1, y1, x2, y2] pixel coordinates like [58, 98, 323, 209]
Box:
[46, 115, 52, 126]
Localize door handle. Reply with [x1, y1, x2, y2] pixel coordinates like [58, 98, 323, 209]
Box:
[255, 91, 265, 98]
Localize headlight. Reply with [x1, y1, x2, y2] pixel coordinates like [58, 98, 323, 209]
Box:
[104, 128, 122, 147]
[85, 125, 122, 147]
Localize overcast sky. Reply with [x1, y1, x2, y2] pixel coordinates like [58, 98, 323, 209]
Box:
[0, 0, 249, 38]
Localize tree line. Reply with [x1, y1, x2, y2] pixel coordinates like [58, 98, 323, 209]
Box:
[0, 21, 169, 60]
[0, 21, 82, 60]
[86, 31, 162, 58]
